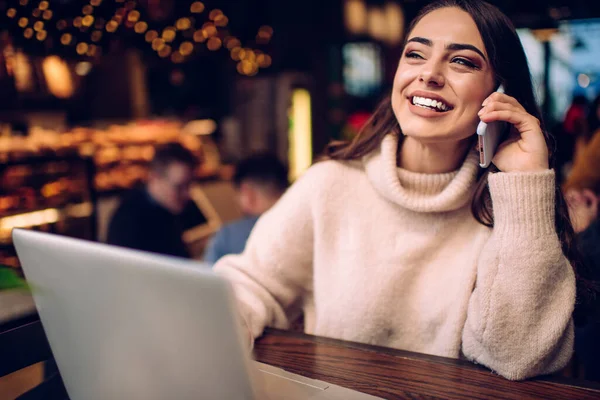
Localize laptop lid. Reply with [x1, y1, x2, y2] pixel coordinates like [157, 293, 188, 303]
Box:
[12, 229, 255, 400]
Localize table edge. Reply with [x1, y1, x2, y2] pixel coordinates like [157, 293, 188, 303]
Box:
[260, 328, 600, 392]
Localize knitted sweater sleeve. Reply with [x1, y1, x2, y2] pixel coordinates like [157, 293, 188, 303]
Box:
[213, 166, 317, 340]
[462, 170, 576, 380]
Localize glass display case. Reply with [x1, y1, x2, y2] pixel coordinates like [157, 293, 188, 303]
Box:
[0, 154, 96, 269]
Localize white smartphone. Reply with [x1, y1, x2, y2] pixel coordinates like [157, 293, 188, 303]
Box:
[477, 85, 507, 168]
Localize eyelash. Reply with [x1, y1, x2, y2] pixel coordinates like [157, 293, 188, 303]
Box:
[404, 52, 480, 70]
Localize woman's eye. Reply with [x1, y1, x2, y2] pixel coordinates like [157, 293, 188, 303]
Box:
[405, 52, 424, 60]
[452, 57, 478, 69]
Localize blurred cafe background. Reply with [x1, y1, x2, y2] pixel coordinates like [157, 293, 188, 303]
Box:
[0, 0, 598, 265]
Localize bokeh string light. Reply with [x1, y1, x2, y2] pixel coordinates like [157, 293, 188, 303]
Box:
[3, 0, 273, 75]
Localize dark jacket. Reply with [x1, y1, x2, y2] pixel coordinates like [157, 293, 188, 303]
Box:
[107, 188, 206, 258]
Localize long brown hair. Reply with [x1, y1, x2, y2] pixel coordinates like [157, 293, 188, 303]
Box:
[326, 0, 596, 323]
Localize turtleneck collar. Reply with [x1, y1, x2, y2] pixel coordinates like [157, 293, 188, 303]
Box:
[363, 134, 480, 213]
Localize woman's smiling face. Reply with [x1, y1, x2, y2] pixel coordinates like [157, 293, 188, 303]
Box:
[391, 7, 496, 143]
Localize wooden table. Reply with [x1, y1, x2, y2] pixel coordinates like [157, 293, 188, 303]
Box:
[254, 328, 600, 400]
[3, 318, 600, 400]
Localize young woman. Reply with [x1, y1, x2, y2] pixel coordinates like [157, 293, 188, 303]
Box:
[215, 0, 577, 380]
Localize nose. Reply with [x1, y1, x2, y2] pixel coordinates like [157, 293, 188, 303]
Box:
[418, 59, 445, 87]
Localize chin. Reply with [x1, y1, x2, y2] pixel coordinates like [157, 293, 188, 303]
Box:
[398, 113, 476, 144]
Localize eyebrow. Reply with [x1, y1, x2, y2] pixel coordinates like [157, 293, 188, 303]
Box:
[407, 36, 487, 61]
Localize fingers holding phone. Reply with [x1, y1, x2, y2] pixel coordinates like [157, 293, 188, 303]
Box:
[477, 88, 549, 173]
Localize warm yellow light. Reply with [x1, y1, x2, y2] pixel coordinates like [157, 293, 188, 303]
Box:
[257, 54, 272, 68]
[214, 15, 228, 27]
[42, 56, 74, 98]
[202, 22, 217, 37]
[230, 47, 242, 61]
[19, 0, 28, 6]
[60, 33, 72, 45]
[57, 20, 67, 30]
[145, 30, 158, 42]
[207, 37, 222, 51]
[209, 9, 223, 20]
[23, 28, 34, 39]
[0, 208, 60, 232]
[39, 1, 49, 11]
[368, 7, 387, 41]
[158, 45, 172, 58]
[171, 52, 184, 63]
[7, 8, 17, 18]
[532, 28, 558, 42]
[91, 30, 102, 42]
[162, 26, 177, 42]
[344, 0, 367, 34]
[288, 88, 313, 180]
[243, 49, 256, 62]
[18, 17, 28, 28]
[76, 42, 89, 55]
[32, 9, 41, 18]
[162, 27, 176, 42]
[91, 0, 102, 6]
[12, 51, 34, 92]
[152, 38, 166, 51]
[226, 37, 241, 50]
[127, 10, 140, 22]
[384, 2, 404, 45]
[33, 21, 44, 31]
[36, 30, 47, 41]
[75, 61, 92, 76]
[73, 16, 83, 27]
[106, 20, 118, 32]
[176, 18, 191, 30]
[134, 21, 148, 33]
[193, 30, 206, 42]
[248, 64, 259, 76]
[182, 119, 218, 136]
[236, 62, 244, 75]
[42, 9, 52, 20]
[241, 60, 253, 75]
[179, 41, 194, 56]
[190, 2, 205, 13]
[82, 5, 93, 15]
[82, 15, 95, 27]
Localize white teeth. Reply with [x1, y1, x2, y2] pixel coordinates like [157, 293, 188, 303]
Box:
[412, 96, 449, 111]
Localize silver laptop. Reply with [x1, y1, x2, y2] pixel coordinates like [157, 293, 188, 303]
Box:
[13, 229, 381, 400]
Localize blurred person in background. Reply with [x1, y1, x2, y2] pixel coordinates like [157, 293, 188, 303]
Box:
[564, 124, 600, 381]
[204, 153, 288, 265]
[107, 143, 205, 258]
[214, 0, 587, 381]
[556, 95, 589, 179]
[564, 123, 600, 382]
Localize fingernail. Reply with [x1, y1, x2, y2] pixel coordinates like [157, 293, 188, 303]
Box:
[478, 108, 484, 115]
[482, 99, 489, 106]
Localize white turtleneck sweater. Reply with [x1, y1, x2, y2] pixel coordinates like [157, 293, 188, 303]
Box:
[214, 134, 575, 381]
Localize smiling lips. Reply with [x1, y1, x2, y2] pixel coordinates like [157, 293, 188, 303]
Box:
[409, 93, 453, 113]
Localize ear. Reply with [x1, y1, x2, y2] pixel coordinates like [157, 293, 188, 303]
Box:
[239, 182, 257, 205]
[581, 189, 599, 210]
